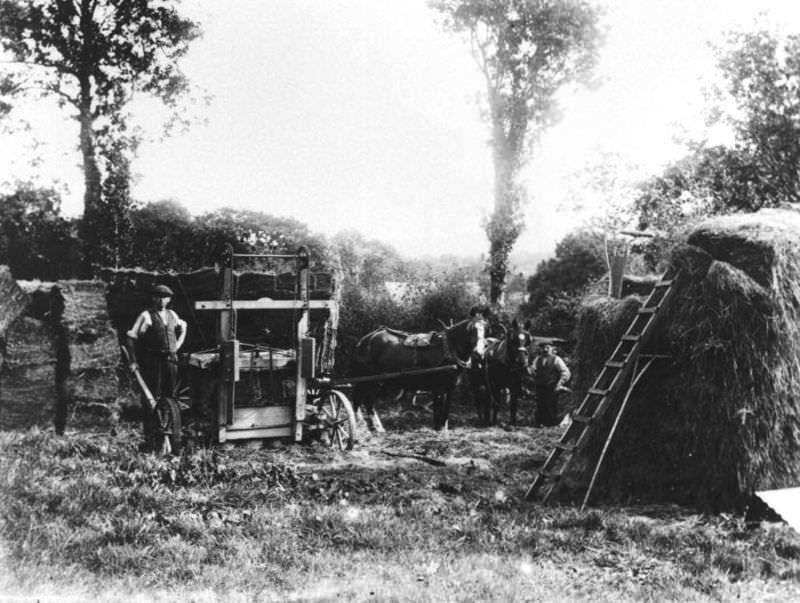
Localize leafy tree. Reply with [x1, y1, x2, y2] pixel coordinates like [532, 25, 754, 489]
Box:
[0, 0, 201, 269]
[127, 199, 193, 271]
[0, 182, 79, 279]
[522, 228, 604, 315]
[712, 29, 800, 206]
[634, 29, 800, 242]
[430, 0, 603, 305]
[330, 230, 414, 295]
[189, 207, 331, 271]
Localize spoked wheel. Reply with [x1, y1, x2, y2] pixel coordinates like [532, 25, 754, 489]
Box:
[152, 396, 182, 455]
[313, 389, 357, 451]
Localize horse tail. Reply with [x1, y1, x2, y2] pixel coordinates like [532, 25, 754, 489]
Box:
[354, 327, 386, 368]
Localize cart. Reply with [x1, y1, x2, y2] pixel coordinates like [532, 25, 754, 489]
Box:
[146, 244, 357, 453]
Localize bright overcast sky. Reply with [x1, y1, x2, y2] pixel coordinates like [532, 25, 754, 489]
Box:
[3, 0, 800, 260]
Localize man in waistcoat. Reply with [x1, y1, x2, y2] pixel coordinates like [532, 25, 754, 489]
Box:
[125, 284, 188, 448]
[531, 341, 571, 427]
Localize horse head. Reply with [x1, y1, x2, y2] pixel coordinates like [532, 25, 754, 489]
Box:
[444, 317, 488, 369]
[508, 319, 533, 370]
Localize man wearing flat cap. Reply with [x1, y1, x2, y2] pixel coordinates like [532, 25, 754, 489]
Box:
[126, 284, 188, 447]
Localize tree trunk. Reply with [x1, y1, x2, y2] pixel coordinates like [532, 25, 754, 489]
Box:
[77, 1, 101, 274]
[487, 147, 523, 307]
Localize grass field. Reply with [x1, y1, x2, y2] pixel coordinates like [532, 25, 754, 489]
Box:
[1, 394, 799, 602]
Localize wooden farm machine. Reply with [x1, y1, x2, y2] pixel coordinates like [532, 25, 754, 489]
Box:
[138, 245, 357, 454]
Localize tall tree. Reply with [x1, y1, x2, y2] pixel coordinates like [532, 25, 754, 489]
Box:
[712, 29, 800, 206]
[0, 0, 201, 270]
[430, 0, 603, 305]
[634, 29, 800, 239]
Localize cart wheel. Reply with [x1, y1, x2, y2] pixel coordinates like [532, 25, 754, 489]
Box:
[315, 389, 357, 451]
[153, 396, 182, 455]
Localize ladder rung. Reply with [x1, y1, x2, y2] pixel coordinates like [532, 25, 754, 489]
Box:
[654, 280, 673, 287]
[571, 414, 593, 424]
[621, 334, 640, 341]
[605, 361, 624, 369]
[587, 387, 609, 396]
[638, 307, 657, 314]
[554, 442, 577, 452]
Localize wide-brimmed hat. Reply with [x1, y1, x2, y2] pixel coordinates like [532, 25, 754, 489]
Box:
[151, 284, 174, 297]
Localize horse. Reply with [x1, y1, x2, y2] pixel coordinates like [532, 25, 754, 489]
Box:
[351, 318, 488, 432]
[480, 319, 534, 426]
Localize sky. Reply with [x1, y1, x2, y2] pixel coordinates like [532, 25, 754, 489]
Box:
[3, 0, 800, 261]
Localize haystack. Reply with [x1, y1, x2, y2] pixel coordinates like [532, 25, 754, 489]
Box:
[0, 266, 28, 352]
[54, 281, 120, 405]
[568, 207, 800, 512]
[0, 311, 57, 430]
[1, 279, 121, 432]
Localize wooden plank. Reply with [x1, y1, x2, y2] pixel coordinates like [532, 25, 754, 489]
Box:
[233, 405, 293, 428]
[195, 300, 335, 311]
[223, 426, 293, 440]
[331, 364, 459, 386]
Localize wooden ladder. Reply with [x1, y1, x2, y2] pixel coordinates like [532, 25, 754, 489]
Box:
[525, 266, 683, 508]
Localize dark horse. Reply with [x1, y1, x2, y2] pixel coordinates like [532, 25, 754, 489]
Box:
[352, 318, 487, 431]
[480, 319, 533, 426]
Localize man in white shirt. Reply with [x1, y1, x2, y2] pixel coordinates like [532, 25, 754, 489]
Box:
[125, 284, 188, 447]
[531, 341, 571, 427]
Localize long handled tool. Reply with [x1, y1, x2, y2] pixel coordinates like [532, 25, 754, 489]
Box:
[121, 346, 172, 454]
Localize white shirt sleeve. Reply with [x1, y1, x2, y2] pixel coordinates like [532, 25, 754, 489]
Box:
[126, 311, 152, 340]
[170, 310, 188, 350]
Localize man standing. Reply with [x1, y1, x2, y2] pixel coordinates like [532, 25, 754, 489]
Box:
[126, 284, 188, 448]
[531, 341, 571, 427]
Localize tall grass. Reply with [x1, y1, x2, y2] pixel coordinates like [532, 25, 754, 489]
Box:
[1, 423, 799, 601]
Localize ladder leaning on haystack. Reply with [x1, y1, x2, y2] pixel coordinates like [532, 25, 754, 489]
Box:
[525, 265, 684, 510]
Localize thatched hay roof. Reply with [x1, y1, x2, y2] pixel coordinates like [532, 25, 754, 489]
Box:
[569, 208, 800, 512]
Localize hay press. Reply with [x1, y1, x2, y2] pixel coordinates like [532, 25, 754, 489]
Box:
[167, 244, 357, 451]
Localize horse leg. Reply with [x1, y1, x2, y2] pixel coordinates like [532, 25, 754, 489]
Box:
[370, 406, 386, 433]
[353, 382, 384, 433]
[439, 385, 452, 433]
[509, 374, 520, 426]
[432, 389, 444, 431]
[432, 386, 451, 432]
[472, 370, 489, 427]
[491, 387, 506, 427]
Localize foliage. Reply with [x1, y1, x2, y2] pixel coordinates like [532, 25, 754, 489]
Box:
[126, 199, 194, 271]
[430, 0, 604, 304]
[0, 0, 202, 269]
[713, 29, 800, 206]
[330, 230, 415, 295]
[522, 228, 605, 316]
[0, 182, 79, 279]
[633, 29, 800, 244]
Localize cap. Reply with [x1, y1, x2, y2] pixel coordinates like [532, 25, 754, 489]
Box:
[469, 304, 488, 318]
[151, 284, 174, 297]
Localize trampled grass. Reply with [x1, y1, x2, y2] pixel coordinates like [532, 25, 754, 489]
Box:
[1, 398, 799, 602]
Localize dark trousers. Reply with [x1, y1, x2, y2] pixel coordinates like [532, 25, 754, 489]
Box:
[140, 353, 177, 444]
[534, 384, 559, 427]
